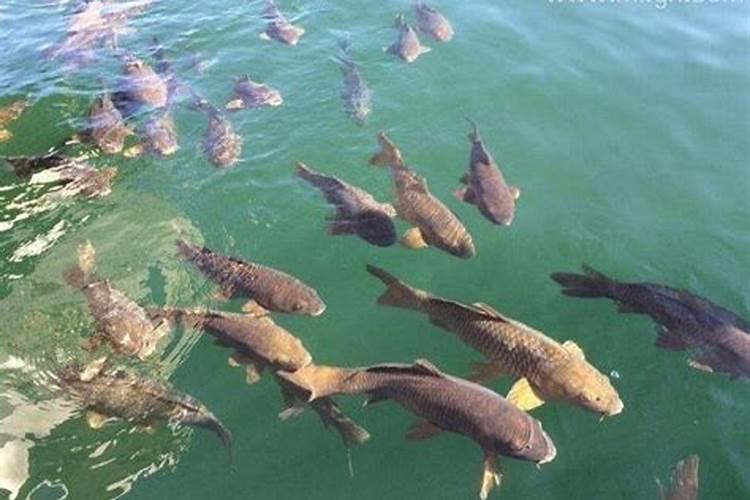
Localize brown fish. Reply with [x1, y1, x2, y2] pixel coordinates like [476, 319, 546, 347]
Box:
[296, 162, 397, 247]
[387, 14, 431, 63]
[279, 359, 556, 500]
[415, 2, 454, 42]
[119, 54, 169, 109]
[658, 455, 699, 500]
[455, 120, 520, 226]
[552, 265, 750, 379]
[367, 265, 623, 417]
[147, 307, 370, 448]
[335, 39, 373, 126]
[0, 99, 29, 142]
[225, 75, 283, 110]
[64, 241, 169, 359]
[86, 93, 133, 154]
[7, 154, 119, 200]
[370, 131, 475, 258]
[58, 358, 232, 460]
[260, 0, 304, 46]
[176, 239, 326, 316]
[124, 112, 179, 158]
[192, 98, 242, 167]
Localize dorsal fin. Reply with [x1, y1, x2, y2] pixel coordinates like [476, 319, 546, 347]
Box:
[471, 302, 512, 320]
[365, 360, 444, 378]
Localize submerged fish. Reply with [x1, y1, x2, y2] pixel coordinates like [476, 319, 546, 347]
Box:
[0, 99, 30, 142]
[334, 40, 372, 125]
[147, 307, 370, 448]
[58, 358, 231, 459]
[387, 14, 430, 63]
[367, 265, 623, 417]
[176, 239, 326, 316]
[279, 359, 556, 500]
[551, 265, 750, 379]
[65, 241, 169, 359]
[119, 54, 169, 110]
[86, 93, 133, 154]
[297, 162, 397, 247]
[370, 131, 475, 258]
[260, 0, 304, 46]
[455, 120, 520, 226]
[658, 455, 700, 500]
[124, 112, 179, 158]
[191, 98, 242, 167]
[225, 75, 283, 110]
[3, 152, 70, 178]
[415, 2, 454, 42]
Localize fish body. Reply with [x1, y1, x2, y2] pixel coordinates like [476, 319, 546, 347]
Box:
[0, 99, 29, 142]
[367, 265, 623, 416]
[225, 75, 283, 110]
[387, 14, 430, 63]
[141, 112, 179, 157]
[176, 240, 326, 316]
[193, 99, 242, 167]
[261, 0, 304, 46]
[87, 93, 132, 154]
[120, 54, 169, 109]
[415, 2, 454, 42]
[335, 41, 372, 125]
[3, 152, 70, 178]
[551, 265, 750, 379]
[456, 121, 519, 226]
[297, 162, 396, 247]
[659, 455, 699, 500]
[370, 132, 475, 258]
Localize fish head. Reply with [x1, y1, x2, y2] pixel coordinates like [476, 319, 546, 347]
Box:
[355, 211, 397, 247]
[449, 233, 475, 259]
[145, 115, 178, 156]
[121, 54, 145, 74]
[268, 21, 304, 45]
[272, 286, 327, 317]
[490, 417, 556, 465]
[549, 360, 624, 418]
[481, 197, 516, 226]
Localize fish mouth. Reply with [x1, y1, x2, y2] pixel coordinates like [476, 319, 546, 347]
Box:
[311, 303, 327, 317]
[537, 433, 557, 465]
[602, 399, 624, 419]
[267, 95, 283, 107]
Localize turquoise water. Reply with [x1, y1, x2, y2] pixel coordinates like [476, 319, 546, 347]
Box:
[1, 1, 749, 498]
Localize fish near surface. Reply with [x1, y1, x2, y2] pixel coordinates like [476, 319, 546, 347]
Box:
[0, 99, 30, 142]
[297, 162, 396, 247]
[456, 120, 520, 226]
[387, 14, 430, 63]
[87, 93, 133, 154]
[58, 358, 232, 459]
[65, 241, 169, 359]
[279, 359, 556, 500]
[367, 265, 623, 417]
[551, 265, 750, 379]
[370, 131, 475, 258]
[658, 455, 699, 500]
[192, 98, 242, 167]
[119, 54, 169, 110]
[176, 239, 326, 316]
[225, 75, 283, 110]
[334, 40, 372, 125]
[147, 307, 370, 448]
[260, 0, 304, 46]
[415, 2, 454, 42]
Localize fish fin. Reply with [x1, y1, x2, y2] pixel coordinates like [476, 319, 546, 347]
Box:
[242, 300, 270, 317]
[86, 411, 108, 429]
[245, 362, 266, 384]
[510, 186, 521, 200]
[550, 264, 615, 299]
[225, 98, 245, 111]
[369, 150, 391, 166]
[278, 406, 306, 420]
[687, 355, 715, 374]
[211, 287, 233, 301]
[471, 302, 511, 321]
[413, 359, 443, 376]
[81, 332, 106, 353]
[366, 264, 426, 311]
[259, 32, 271, 41]
[562, 340, 586, 359]
[362, 394, 390, 407]
[453, 186, 476, 205]
[327, 219, 355, 235]
[479, 453, 502, 500]
[227, 352, 250, 368]
[364, 360, 444, 379]
[419, 45, 432, 55]
[655, 327, 688, 351]
[400, 227, 428, 249]
[459, 173, 469, 184]
[469, 361, 508, 384]
[122, 144, 144, 158]
[506, 378, 546, 411]
[405, 419, 442, 440]
[0, 129, 12, 142]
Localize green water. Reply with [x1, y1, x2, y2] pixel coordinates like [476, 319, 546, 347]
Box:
[1, 1, 749, 498]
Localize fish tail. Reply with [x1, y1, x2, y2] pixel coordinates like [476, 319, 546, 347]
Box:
[393, 13, 406, 28]
[295, 161, 318, 181]
[276, 364, 354, 401]
[199, 414, 234, 465]
[311, 397, 371, 447]
[465, 117, 480, 142]
[64, 241, 97, 289]
[366, 265, 426, 311]
[550, 264, 617, 299]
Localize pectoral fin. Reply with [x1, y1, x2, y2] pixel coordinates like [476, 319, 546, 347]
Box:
[242, 300, 270, 317]
[400, 227, 428, 249]
[655, 327, 688, 351]
[259, 32, 271, 41]
[212, 287, 233, 301]
[0, 129, 12, 142]
[469, 361, 508, 384]
[227, 353, 266, 384]
[327, 219, 355, 236]
[86, 411, 108, 429]
[510, 186, 521, 200]
[562, 340, 586, 359]
[225, 98, 245, 111]
[453, 186, 476, 205]
[405, 419, 442, 440]
[123, 144, 145, 158]
[459, 174, 469, 185]
[479, 452, 502, 500]
[507, 377, 546, 411]
[419, 45, 432, 55]
[278, 406, 306, 420]
[362, 394, 389, 408]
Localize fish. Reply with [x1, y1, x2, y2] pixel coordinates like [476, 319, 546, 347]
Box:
[118, 54, 169, 110]
[415, 1, 454, 42]
[225, 75, 283, 110]
[658, 455, 699, 500]
[146, 307, 370, 448]
[334, 39, 372, 125]
[3, 151, 70, 178]
[175, 239, 326, 316]
[192, 97, 242, 167]
[296, 162, 397, 247]
[124, 112, 179, 158]
[366, 265, 623, 417]
[551, 265, 750, 379]
[387, 14, 431, 63]
[260, 0, 304, 46]
[64, 241, 169, 360]
[0, 99, 30, 142]
[58, 357, 232, 460]
[279, 359, 556, 500]
[370, 131, 475, 258]
[86, 93, 133, 154]
[455, 120, 520, 226]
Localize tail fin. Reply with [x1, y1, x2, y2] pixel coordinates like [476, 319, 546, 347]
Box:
[550, 264, 616, 299]
[465, 117, 480, 143]
[199, 414, 234, 465]
[295, 161, 318, 180]
[276, 365, 351, 401]
[658, 455, 699, 500]
[393, 13, 406, 29]
[366, 265, 427, 311]
[64, 241, 97, 289]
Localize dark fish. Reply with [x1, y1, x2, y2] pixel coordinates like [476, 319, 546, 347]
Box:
[87, 93, 133, 154]
[260, 0, 304, 46]
[192, 98, 242, 167]
[0, 99, 30, 142]
[147, 307, 370, 448]
[297, 162, 397, 247]
[176, 240, 326, 316]
[370, 131, 475, 258]
[415, 2, 454, 42]
[225, 75, 283, 110]
[366, 265, 623, 417]
[658, 455, 699, 500]
[124, 112, 179, 158]
[119, 54, 169, 110]
[455, 120, 520, 226]
[335, 40, 372, 125]
[279, 359, 556, 500]
[3, 151, 70, 178]
[387, 14, 430, 63]
[64, 241, 169, 359]
[551, 265, 750, 379]
[58, 358, 232, 460]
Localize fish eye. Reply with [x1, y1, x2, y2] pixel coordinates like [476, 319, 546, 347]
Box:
[292, 302, 304, 311]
